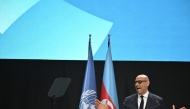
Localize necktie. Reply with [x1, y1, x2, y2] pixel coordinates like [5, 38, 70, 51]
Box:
[140, 96, 144, 109]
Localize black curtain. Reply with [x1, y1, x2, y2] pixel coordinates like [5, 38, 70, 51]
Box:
[0, 60, 189, 109]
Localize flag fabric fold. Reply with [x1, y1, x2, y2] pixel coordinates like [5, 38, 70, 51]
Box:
[100, 44, 119, 109]
[79, 41, 97, 109]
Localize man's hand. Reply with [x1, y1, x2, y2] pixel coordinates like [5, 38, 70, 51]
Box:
[95, 99, 108, 109]
[172, 105, 186, 109]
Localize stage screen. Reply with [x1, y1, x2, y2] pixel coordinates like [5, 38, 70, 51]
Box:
[0, 0, 190, 61]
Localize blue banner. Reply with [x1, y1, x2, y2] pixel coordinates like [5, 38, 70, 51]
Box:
[79, 41, 97, 109]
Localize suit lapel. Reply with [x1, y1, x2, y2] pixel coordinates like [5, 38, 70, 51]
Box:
[145, 93, 153, 109]
[134, 94, 138, 109]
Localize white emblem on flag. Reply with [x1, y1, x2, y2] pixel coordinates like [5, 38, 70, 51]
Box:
[102, 99, 114, 109]
[79, 90, 97, 109]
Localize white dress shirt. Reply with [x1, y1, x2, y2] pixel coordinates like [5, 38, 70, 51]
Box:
[138, 91, 149, 109]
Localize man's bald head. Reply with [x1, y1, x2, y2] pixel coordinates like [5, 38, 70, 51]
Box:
[136, 74, 149, 81]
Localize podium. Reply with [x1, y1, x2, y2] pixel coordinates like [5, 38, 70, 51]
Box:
[48, 78, 71, 109]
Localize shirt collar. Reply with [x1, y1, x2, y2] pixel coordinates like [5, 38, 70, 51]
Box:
[138, 91, 149, 98]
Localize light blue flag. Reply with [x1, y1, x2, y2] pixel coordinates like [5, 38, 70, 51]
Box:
[101, 44, 119, 109]
[79, 38, 97, 109]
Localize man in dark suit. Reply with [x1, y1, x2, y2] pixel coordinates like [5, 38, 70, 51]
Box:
[122, 74, 163, 109]
[95, 74, 186, 109]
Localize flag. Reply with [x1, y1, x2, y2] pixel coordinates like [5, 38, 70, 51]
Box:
[79, 37, 97, 109]
[100, 43, 119, 109]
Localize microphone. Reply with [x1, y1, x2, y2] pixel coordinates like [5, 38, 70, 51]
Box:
[147, 99, 160, 109]
[156, 100, 160, 105]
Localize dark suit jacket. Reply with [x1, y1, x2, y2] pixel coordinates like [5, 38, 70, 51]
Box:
[123, 92, 164, 109]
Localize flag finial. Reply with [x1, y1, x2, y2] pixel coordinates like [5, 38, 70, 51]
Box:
[108, 34, 111, 47]
[89, 34, 92, 45]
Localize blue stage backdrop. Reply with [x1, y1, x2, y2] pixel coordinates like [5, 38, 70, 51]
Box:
[0, 0, 190, 61]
